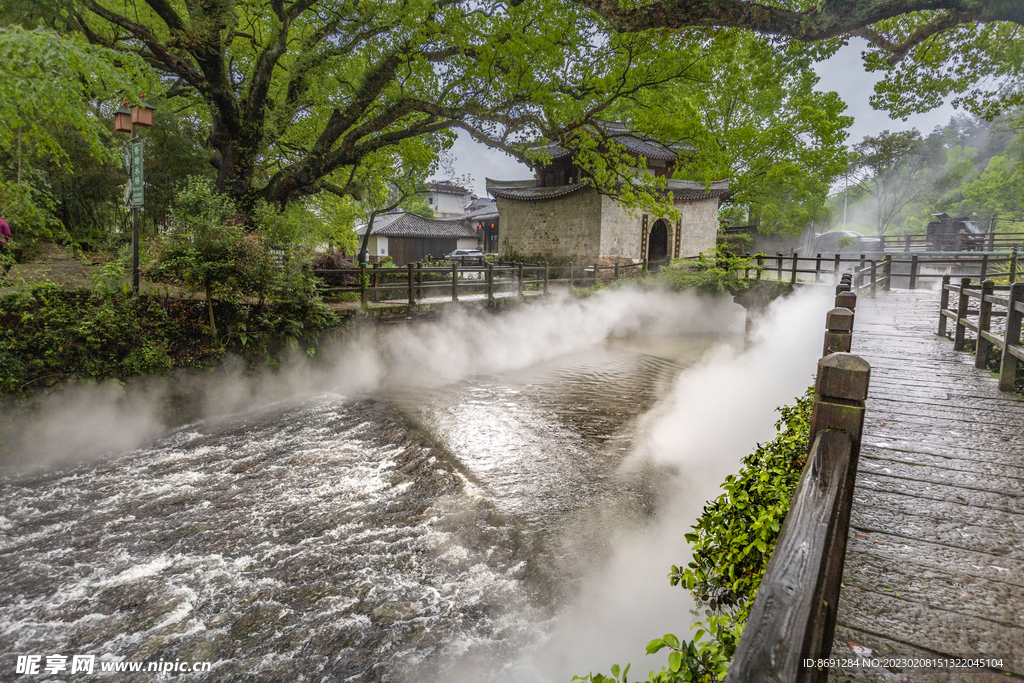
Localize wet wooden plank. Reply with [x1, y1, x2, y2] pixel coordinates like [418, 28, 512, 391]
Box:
[834, 290, 1024, 679]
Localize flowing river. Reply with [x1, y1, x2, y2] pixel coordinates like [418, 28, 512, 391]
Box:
[0, 288, 824, 682]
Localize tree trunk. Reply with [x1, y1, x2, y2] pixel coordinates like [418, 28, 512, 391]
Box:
[206, 284, 219, 345]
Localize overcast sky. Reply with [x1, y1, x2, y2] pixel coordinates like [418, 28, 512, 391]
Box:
[445, 37, 963, 197]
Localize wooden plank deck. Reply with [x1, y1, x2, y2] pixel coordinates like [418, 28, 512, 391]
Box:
[832, 289, 1024, 681]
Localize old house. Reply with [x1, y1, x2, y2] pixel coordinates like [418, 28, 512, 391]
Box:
[487, 121, 729, 263]
[358, 211, 478, 265]
[438, 197, 500, 253]
[425, 181, 472, 217]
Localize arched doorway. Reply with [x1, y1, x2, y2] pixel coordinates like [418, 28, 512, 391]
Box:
[649, 219, 669, 261]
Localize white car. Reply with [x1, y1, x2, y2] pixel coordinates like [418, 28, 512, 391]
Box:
[446, 249, 485, 263]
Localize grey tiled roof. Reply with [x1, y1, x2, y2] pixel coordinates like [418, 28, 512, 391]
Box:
[533, 120, 682, 162]
[486, 177, 730, 203]
[485, 179, 588, 201]
[359, 212, 478, 238]
[665, 178, 730, 202]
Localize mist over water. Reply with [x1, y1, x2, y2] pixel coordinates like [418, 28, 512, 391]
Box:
[0, 285, 829, 681]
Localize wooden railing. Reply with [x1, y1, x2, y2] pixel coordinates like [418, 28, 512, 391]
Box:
[313, 261, 551, 305]
[879, 231, 1024, 252]
[312, 257, 675, 305]
[938, 276, 1024, 392]
[726, 278, 871, 683]
[746, 250, 1021, 293]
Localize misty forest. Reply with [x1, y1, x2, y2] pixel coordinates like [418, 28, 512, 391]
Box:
[1, 1, 1023, 682]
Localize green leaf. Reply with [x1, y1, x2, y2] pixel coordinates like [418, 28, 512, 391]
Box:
[646, 639, 667, 654]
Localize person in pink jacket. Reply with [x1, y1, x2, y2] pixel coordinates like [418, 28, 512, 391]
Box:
[0, 214, 11, 275]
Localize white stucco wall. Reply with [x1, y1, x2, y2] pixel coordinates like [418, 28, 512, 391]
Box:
[457, 237, 478, 250]
[367, 235, 388, 257]
[430, 192, 468, 216]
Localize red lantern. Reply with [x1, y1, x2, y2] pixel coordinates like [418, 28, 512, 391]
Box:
[114, 108, 133, 133]
[131, 101, 156, 127]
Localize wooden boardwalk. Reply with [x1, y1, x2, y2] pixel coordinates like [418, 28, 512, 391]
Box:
[832, 289, 1024, 681]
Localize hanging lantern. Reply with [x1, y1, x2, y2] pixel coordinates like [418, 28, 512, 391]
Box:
[131, 101, 156, 127]
[114, 107, 133, 133]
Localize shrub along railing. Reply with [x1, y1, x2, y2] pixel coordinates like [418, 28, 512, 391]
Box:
[726, 277, 872, 683]
[938, 276, 1024, 392]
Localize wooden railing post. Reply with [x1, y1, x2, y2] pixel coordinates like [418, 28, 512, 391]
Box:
[543, 261, 549, 294]
[777, 252, 783, 280]
[486, 262, 494, 304]
[407, 262, 415, 307]
[909, 254, 919, 290]
[593, 262, 598, 287]
[614, 262, 620, 280]
[833, 254, 840, 284]
[372, 262, 380, 302]
[975, 280, 994, 369]
[823, 307, 854, 355]
[519, 262, 526, 297]
[1010, 247, 1018, 284]
[998, 282, 1024, 391]
[727, 350, 870, 683]
[938, 274, 951, 336]
[836, 290, 857, 314]
[569, 261, 574, 287]
[452, 261, 459, 302]
[790, 251, 799, 284]
[883, 254, 892, 292]
[870, 260, 877, 298]
[815, 253, 822, 283]
[980, 253, 989, 282]
[756, 254, 764, 280]
[360, 264, 367, 306]
[416, 262, 423, 300]
[954, 277, 971, 351]
[904, 234, 911, 252]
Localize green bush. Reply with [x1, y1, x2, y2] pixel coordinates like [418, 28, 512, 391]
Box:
[0, 284, 173, 393]
[645, 247, 762, 295]
[577, 389, 813, 682]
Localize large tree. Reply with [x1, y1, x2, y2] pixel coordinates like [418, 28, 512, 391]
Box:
[18, 0, 700, 215]
[559, 0, 1024, 124]
[851, 129, 944, 236]
[616, 33, 852, 235]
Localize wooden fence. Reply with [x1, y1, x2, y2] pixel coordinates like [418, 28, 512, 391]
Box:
[879, 230, 1024, 252]
[726, 277, 871, 683]
[312, 257, 675, 305]
[938, 276, 1024, 392]
[746, 250, 1020, 295]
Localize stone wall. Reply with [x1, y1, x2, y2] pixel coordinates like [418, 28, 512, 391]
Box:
[495, 187, 720, 261]
[675, 197, 720, 257]
[598, 196, 643, 260]
[496, 188, 602, 259]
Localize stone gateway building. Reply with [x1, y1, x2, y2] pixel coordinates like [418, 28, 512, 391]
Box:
[487, 123, 729, 264]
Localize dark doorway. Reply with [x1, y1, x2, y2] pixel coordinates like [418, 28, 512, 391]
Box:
[649, 219, 669, 261]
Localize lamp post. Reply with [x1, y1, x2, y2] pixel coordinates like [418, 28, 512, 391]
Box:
[114, 98, 155, 293]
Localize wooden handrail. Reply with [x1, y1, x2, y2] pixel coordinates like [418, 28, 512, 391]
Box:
[939, 275, 1024, 391]
[726, 298, 870, 682]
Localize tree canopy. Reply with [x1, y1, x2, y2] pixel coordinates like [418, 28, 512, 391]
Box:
[14, 0, 702, 216]
[616, 33, 852, 234]
[564, 0, 1024, 126]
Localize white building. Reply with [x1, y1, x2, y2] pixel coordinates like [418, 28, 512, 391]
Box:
[426, 181, 472, 217]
